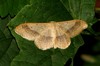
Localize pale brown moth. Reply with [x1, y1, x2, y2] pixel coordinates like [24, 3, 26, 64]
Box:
[15, 20, 88, 50]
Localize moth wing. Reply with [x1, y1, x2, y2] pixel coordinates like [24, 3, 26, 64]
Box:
[56, 20, 88, 38]
[34, 27, 54, 50]
[54, 26, 71, 49]
[15, 23, 51, 41]
[55, 34, 71, 49]
[35, 36, 53, 50]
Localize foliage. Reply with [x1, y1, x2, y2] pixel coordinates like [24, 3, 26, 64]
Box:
[0, 0, 98, 66]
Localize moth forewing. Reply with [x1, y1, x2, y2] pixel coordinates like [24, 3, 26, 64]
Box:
[67, 20, 88, 38]
[56, 20, 88, 38]
[15, 23, 40, 40]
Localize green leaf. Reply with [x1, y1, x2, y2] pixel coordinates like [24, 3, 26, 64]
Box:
[8, 0, 95, 66]
[0, 39, 19, 66]
[0, 16, 19, 66]
[0, 29, 19, 66]
[0, 0, 30, 17]
[0, 0, 8, 17]
[9, 0, 30, 17]
[61, 0, 96, 22]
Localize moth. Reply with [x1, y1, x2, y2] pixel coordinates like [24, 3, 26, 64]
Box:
[15, 20, 88, 50]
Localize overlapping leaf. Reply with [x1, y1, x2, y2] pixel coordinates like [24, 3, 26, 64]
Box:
[0, 16, 19, 66]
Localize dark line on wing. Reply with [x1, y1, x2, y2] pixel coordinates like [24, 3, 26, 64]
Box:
[22, 24, 40, 36]
[56, 34, 66, 41]
[40, 35, 53, 42]
[67, 21, 81, 33]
